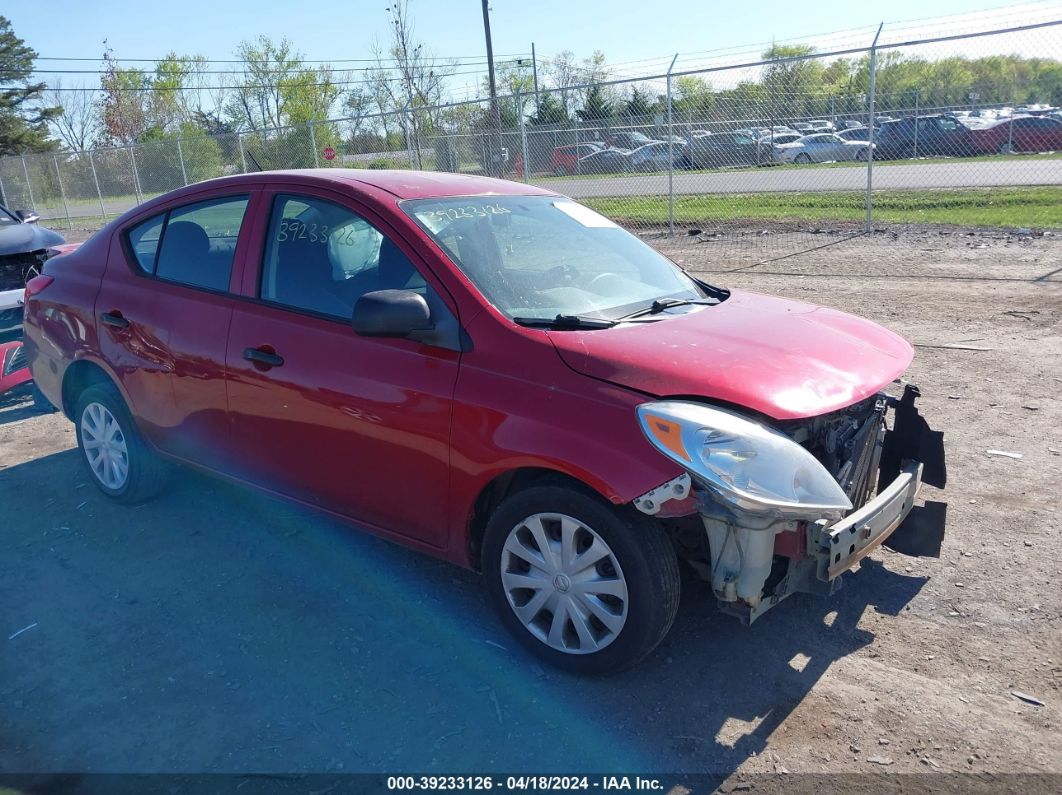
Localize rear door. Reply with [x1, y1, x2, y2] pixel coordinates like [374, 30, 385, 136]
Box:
[96, 191, 260, 466]
[224, 187, 460, 549]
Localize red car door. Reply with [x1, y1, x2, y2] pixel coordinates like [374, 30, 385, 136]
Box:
[95, 190, 261, 467]
[224, 186, 460, 550]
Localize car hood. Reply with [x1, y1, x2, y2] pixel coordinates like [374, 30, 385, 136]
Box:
[0, 222, 65, 257]
[547, 290, 913, 421]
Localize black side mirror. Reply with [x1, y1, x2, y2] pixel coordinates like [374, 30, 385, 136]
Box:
[352, 289, 432, 338]
[16, 209, 39, 224]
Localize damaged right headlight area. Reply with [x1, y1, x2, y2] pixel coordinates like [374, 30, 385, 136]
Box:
[636, 392, 939, 623]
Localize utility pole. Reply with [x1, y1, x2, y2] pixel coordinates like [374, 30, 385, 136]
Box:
[531, 42, 540, 108]
[481, 0, 503, 177]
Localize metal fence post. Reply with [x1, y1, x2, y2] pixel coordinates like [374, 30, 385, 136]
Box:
[53, 155, 71, 225]
[865, 23, 883, 234]
[237, 132, 248, 173]
[913, 91, 920, 157]
[518, 93, 530, 183]
[666, 53, 678, 236]
[127, 146, 143, 205]
[177, 138, 189, 185]
[309, 121, 320, 167]
[0, 175, 7, 207]
[21, 155, 35, 210]
[88, 150, 107, 218]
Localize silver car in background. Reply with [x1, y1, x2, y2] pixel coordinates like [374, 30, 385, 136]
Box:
[773, 133, 873, 164]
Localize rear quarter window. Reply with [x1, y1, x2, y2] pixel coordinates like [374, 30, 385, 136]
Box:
[127, 214, 165, 272]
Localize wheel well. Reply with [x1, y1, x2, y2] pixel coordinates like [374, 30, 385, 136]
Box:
[60, 360, 115, 420]
[467, 467, 604, 571]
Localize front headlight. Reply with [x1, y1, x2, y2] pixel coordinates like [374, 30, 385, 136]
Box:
[637, 400, 852, 519]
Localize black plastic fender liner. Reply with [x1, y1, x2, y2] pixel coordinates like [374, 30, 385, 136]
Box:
[878, 384, 947, 491]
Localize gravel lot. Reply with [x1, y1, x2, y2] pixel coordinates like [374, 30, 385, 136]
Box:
[1, 224, 1060, 788]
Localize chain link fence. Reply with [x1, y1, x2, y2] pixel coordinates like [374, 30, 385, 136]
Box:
[1, 20, 1059, 265]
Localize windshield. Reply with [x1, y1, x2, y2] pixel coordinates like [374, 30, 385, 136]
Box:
[402, 196, 710, 320]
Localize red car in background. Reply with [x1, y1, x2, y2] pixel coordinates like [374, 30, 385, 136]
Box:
[515, 143, 603, 177]
[967, 115, 1062, 154]
[23, 169, 943, 673]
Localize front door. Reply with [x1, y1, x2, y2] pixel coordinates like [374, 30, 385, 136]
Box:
[224, 189, 460, 549]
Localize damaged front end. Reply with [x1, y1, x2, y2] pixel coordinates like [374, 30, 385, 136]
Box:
[636, 385, 946, 624]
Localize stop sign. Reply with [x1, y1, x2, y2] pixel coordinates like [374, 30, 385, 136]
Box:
[322, 146, 336, 161]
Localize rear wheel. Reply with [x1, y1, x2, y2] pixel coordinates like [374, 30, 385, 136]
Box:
[483, 484, 680, 674]
[74, 382, 168, 503]
[856, 147, 869, 162]
[795, 153, 812, 164]
[998, 141, 1014, 154]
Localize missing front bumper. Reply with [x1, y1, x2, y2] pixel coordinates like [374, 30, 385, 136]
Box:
[815, 461, 923, 580]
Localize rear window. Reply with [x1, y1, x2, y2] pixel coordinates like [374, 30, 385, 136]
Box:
[127, 215, 165, 272]
[124, 196, 249, 291]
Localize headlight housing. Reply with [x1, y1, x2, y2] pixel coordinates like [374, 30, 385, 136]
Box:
[637, 400, 852, 519]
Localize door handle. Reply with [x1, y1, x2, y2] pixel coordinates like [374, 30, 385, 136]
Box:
[101, 311, 129, 328]
[243, 347, 284, 368]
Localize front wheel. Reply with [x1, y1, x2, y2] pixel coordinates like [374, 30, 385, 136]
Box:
[482, 484, 680, 674]
[74, 381, 168, 503]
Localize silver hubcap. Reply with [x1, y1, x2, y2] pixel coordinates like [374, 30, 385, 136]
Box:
[500, 513, 629, 655]
[81, 402, 129, 490]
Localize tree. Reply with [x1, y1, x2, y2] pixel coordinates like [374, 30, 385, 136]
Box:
[577, 84, 612, 123]
[621, 87, 654, 122]
[226, 36, 302, 131]
[762, 44, 825, 118]
[47, 80, 98, 151]
[99, 48, 151, 145]
[672, 76, 714, 123]
[0, 16, 59, 154]
[530, 91, 568, 126]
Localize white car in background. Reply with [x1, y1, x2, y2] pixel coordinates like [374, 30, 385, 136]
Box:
[773, 133, 873, 164]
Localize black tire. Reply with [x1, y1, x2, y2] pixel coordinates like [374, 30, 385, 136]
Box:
[795, 153, 811, 164]
[856, 147, 869, 162]
[482, 484, 680, 675]
[74, 381, 168, 503]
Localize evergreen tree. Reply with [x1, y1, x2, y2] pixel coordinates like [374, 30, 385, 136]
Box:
[0, 16, 59, 154]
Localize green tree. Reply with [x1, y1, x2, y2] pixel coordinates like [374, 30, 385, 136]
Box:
[577, 84, 612, 122]
[672, 76, 715, 123]
[0, 16, 59, 153]
[530, 91, 568, 125]
[621, 87, 654, 121]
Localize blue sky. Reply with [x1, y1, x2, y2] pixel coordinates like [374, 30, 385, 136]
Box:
[7, 0, 1060, 98]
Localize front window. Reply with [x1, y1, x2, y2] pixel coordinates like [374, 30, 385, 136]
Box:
[403, 196, 709, 320]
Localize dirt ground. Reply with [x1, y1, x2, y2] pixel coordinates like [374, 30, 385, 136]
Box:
[1, 223, 1060, 789]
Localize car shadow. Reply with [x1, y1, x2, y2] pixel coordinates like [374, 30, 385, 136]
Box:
[0, 448, 928, 780]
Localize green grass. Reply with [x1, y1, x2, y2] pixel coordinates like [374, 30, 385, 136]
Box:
[583, 186, 1062, 229]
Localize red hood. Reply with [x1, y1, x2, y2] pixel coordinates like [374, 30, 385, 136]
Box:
[547, 290, 913, 421]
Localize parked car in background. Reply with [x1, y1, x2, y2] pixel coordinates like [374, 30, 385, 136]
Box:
[605, 131, 659, 150]
[629, 141, 687, 171]
[688, 131, 763, 168]
[838, 126, 873, 141]
[773, 133, 872, 163]
[757, 133, 803, 160]
[578, 147, 633, 173]
[1, 203, 65, 343]
[874, 115, 972, 159]
[22, 168, 944, 673]
[791, 122, 814, 132]
[967, 115, 1062, 154]
[808, 120, 835, 132]
[515, 143, 604, 177]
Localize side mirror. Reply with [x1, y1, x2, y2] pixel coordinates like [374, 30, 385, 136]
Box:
[16, 209, 40, 224]
[351, 289, 432, 338]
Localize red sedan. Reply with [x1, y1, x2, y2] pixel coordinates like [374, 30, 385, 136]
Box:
[23, 169, 942, 673]
[968, 114, 1062, 154]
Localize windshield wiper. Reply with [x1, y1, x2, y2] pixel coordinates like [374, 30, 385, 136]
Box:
[615, 297, 717, 321]
[513, 314, 618, 330]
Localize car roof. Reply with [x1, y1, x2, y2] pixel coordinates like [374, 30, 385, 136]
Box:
[169, 168, 558, 201]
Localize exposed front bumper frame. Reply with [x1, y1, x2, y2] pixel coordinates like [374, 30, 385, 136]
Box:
[815, 460, 924, 581]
